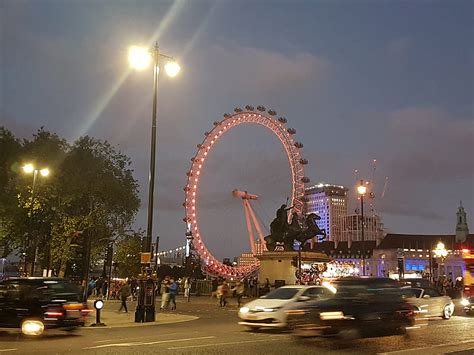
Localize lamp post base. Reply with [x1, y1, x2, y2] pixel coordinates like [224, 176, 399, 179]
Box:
[134, 268, 157, 323]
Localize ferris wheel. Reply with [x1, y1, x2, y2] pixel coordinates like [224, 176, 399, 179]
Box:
[183, 105, 310, 278]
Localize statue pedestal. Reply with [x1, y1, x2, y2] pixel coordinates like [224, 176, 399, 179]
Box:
[257, 251, 330, 286]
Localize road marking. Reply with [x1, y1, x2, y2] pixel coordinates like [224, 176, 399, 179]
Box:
[0, 350, 17, 353]
[168, 339, 278, 350]
[84, 336, 215, 349]
[378, 339, 474, 354]
[92, 331, 186, 343]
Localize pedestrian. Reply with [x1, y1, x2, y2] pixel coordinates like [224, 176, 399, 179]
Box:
[184, 277, 191, 301]
[217, 281, 229, 307]
[263, 278, 271, 295]
[232, 281, 245, 307]
[88, 278, 96, 298]
[160, 276, 170, 310]
[169, 278, 178, 310]
[211, 278, 218, 299]
[102, 280, 108, 299]
[118, 281, 131, 313]
[95, 277, 104, 297]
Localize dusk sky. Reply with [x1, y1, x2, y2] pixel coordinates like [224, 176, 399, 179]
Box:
[1, 0, 472, 260]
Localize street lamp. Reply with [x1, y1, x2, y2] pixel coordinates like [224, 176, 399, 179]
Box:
[434, 241, 448, 280]
[22, 163, 50, 276]
[128, 43, 180, 259]
[357, 180, 367, 276]
[129, 43, 180, 322]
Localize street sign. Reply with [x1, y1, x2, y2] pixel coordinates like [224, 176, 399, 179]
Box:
[140, 252, 151, 264]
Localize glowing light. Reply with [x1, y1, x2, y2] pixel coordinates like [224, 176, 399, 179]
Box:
[23, 164, 34, 173]
[357, 184, 367, 195]
[128, 46, 152, 70]
[22, 320, 44, 336]
[40, 168, 50, 177]
[164, 61, 181, 77]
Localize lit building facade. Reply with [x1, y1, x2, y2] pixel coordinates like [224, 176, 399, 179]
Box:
[305, 183, 348, 242]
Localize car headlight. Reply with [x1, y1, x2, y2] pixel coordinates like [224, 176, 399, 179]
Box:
[320, 311, 345, 320]
[461, 299, 470, 306]
[22, 320, 45, 336]
[240, 307, 250, 313]
[262, 307, 280, 312]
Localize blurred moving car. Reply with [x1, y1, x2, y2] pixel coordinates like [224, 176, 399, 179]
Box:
[460, 296, 474, 315]
[403, 287, 454, 319]
[0, 278, 91, 336]
[286, 279, 417, 339]
[238, 285, 333, 330]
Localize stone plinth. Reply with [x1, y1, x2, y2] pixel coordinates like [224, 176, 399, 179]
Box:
[257, 251, 330, 286]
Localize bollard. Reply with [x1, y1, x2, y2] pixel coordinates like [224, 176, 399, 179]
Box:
[91, 299, 106, 327]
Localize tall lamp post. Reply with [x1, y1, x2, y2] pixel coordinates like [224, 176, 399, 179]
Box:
[22, 163, 50, 276]
[434, 241, 448, 281]
[128, 43, 181, 322]
[357, 180, 367, 276]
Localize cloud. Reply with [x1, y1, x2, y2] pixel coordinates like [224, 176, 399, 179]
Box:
[188, 44, 332, 100]
[386, 37, 413, 58]
[384, 107, 474, 182]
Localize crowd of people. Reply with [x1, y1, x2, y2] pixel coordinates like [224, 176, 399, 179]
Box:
[434, 274, 464, 298]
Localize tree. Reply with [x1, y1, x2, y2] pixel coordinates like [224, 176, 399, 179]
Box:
[52, 136, 140, 277]
[114, 232, 143, 278]
[0, 128, 140, 278]
[0, 127, 23, 257]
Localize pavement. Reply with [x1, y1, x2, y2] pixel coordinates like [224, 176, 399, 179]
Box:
[84, 297, 200, 328]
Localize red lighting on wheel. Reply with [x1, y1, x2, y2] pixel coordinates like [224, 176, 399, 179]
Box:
[183, 109, 306, 278]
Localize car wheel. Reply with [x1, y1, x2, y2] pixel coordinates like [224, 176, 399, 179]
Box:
[338, 328, 361, 340]
[247, 326, 260, 332]
[442, 305, 452, 319]
[21, 319, 45, 336]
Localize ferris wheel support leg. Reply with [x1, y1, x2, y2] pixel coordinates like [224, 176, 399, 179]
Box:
[245, 200, 268, 251]
[243, 200, 257, 256]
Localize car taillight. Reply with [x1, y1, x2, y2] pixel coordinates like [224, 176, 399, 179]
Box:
[45, 311, 64, 317]
[81, 308, 93, 316]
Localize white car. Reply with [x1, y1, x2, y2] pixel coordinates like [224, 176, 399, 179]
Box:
[404, 287, 455, 319]
[238, 285, 332, 330]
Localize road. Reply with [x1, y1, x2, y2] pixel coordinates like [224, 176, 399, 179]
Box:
[0, 297, 473, 355]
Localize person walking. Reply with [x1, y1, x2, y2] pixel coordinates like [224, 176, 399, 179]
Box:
[169, 278, 178, 310]
[211, 278, 218, 299]
[118, 281, 131, 313]
[184, 277, 191, 302]
[160, 276, 170, 310]
[217, 281, 229, 307]
[232, 281, 245, 308]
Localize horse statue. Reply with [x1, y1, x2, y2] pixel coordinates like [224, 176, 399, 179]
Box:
[265, 204, 325, 251]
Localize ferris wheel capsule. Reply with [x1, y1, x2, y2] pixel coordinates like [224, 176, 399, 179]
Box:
[267, 109, 277, 116]
[299, 158, 308, 165]
[245, 105, 254, 111]
[294, 142, 304, 148]
[257, 105, 266, 112]
[278, 117, 287, 124]
[234, 107, 242, 113]
[287, 128, 296, 135]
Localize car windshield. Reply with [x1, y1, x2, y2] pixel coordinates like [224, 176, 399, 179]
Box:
[261, 288, 300, 300]
[400, 288, 423, 298]
[40, 281, 81, 294]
